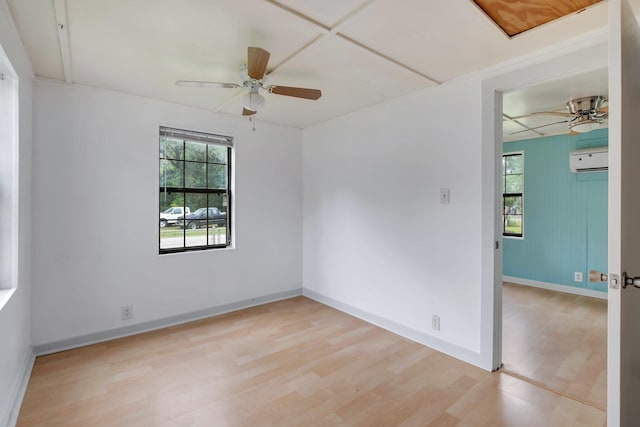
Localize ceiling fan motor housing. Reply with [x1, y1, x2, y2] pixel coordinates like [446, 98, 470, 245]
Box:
[566, 95, 606, 116]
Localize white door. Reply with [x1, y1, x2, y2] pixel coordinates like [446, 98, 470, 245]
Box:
[608, 0, 640, 425]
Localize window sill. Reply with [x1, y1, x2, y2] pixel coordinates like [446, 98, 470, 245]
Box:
[158, 245, 236, 256]
[0, 287, 16, 312]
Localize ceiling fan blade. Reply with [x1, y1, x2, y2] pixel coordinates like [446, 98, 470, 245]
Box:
[504, 111, 572, 121]
[268, 85, 322, 100]
[242, 107, 257, 116]
[529, 111, 574, 117]
[247, 47, 270, 80]
[599, 106, 609, 114]
[175, 80, 240, 88]
[508, 120, 569, 135]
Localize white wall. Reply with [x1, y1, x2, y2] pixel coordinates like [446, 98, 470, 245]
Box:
[0, 1, 33, 425]
[31, 81, 303, 346]
[303, 31, 610, 370]
[303, 78, 484, 364]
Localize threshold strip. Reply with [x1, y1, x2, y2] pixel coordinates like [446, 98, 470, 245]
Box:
[499, 368, 606, 412]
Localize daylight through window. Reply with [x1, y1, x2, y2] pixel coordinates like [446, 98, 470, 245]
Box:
[0, 66, 17, 292]
[502, 152, 523, 237]
[159, 127, 232, 253]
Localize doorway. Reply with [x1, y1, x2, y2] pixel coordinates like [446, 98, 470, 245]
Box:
[477, 33, 610, 389]
[497, 70, 609, 408]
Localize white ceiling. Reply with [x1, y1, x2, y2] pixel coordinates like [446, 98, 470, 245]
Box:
[6, 0, 639, 129]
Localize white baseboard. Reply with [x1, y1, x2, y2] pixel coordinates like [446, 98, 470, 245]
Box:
[503, 276, 607, 300]
[302, 288, 485, 370]
[33, 288, 302, 356]
[1, 346, 35, 427]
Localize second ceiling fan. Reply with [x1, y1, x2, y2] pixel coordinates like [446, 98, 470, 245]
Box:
[176, 47, 322, 117]
[508, 95, 608, 136]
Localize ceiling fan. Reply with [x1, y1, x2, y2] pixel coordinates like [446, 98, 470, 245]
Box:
[176, 47, 322, 117]
[506, 95, 608, 136]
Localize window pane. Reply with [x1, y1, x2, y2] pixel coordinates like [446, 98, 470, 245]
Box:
[185, 161, 206, 188]
[159, 192, 184, 216]
[504, 214, 522, 235]
[185, 224, 207, 247]
[207, 194, 228, 245]
[208, 193, 226, 210]
[208, 145, 228, 164]
[186, 193, 207, 214]
[207, 164, 228, 189]
[505, 175, 523, 193]
[160, 228, 185, 250]
[503, 195, 522, 215]
[505, 155, 523, 174]
[185, 141, 207, 162]
[160, 192, 186, 249]
[182, 194, 208, 247]
[160, 159, 183, 187]
[160, 137, 183, 160]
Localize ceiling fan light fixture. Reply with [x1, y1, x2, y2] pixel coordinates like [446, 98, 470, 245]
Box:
[569, 118, 602, 133]
[243, 92, 265, 112]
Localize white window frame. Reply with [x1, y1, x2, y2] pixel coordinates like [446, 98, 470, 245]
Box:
[0, 46, 19, 310]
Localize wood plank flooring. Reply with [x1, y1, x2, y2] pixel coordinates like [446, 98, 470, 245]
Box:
[18, 296, 606, 426]
[502, 282, 607, 410]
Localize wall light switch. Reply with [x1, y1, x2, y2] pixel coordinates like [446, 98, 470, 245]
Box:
[440, 188, 450, 204]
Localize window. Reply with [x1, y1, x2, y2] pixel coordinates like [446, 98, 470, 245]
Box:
[502, 152, 523, 237]
[159, 127, 233, 253]
[0, 64, 17, 297]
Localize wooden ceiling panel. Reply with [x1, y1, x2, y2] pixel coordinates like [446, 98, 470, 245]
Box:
[473, 0, 603, 37]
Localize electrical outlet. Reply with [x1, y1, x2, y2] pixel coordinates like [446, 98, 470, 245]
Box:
[121, 305, 133, 320]
[432, 314, 440, 331]
[574, 272, 583, 282]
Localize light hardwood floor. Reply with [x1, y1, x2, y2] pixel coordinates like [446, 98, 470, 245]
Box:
[502, 282, 607, 410]
[18, 296, 606, 426]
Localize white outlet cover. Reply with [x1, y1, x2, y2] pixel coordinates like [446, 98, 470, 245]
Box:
[432, 315, 440, 331]
[122, 305, 133, 320]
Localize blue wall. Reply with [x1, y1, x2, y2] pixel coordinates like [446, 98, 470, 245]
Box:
[503, 128, 608, 293]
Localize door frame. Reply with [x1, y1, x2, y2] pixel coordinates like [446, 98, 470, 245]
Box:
[479, 33, 609, 371]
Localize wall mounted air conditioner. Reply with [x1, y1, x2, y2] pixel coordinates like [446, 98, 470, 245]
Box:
[569, 147, 608, 173]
